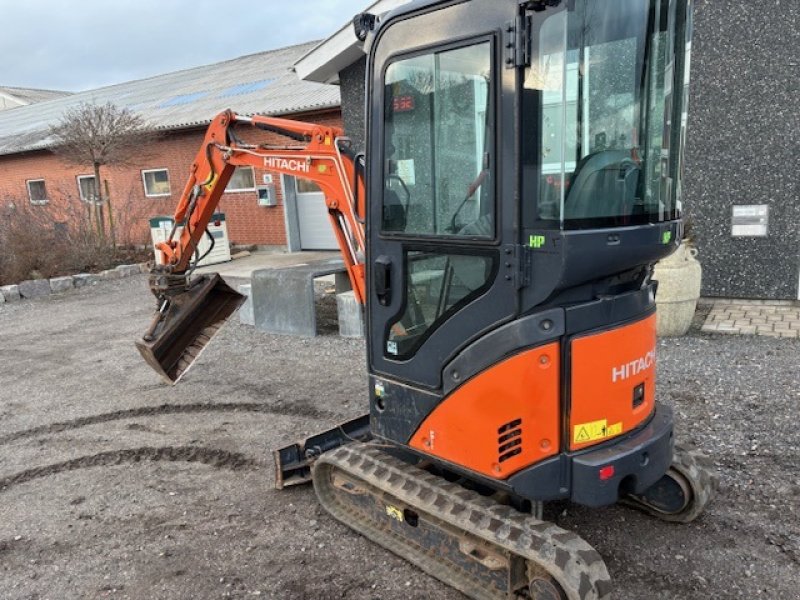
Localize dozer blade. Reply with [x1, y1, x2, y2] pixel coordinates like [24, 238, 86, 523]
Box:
[136, 274, 245, 384]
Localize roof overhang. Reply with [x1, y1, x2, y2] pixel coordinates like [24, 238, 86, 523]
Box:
[294, 0, 411, 84]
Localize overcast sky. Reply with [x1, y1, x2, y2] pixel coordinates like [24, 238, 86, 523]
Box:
[0, 0, 369, 92]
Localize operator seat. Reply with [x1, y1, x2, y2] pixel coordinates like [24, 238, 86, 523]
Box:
[564, 149, 640, 221]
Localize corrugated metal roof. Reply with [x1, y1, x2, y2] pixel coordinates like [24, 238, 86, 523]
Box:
[0, 86, 72, 108]
[0, 41, 341, 157]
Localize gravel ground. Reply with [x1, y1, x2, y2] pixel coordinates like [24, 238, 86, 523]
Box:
[0, 276, 797, 600]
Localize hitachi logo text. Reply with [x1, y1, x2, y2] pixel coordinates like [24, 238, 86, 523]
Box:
[263, 158, 310, 173]
[612, 349, 656, 383]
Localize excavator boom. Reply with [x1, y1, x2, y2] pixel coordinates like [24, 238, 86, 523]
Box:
[136, 110, 366, 384]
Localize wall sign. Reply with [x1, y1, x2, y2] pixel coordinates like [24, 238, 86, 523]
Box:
[731, 204, 769, 237]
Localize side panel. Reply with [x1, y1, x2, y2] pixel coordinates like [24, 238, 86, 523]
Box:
[569, 314, 657, 451]
[409, 343, 561, 479]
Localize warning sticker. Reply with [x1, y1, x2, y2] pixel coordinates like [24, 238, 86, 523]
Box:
[573, 420, 623, 445]
[385, 505, 404, 522]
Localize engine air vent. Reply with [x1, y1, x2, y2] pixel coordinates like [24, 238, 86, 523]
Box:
[497, 419, 523, 463]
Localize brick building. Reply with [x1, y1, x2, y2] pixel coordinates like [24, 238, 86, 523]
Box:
[0, 42, 344, 252]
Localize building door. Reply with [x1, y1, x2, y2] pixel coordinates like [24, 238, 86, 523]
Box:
[292, 177, 338, 250]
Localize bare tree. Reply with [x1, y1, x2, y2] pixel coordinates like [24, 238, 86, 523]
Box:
[49, 101, 148, 246]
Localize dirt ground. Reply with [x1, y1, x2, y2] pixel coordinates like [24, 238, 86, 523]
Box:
[0, 276, 798, 600]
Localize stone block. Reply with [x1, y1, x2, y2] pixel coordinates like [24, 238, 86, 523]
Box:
[115, 264, 140, 278]
[49, 276, 74, 293]
[73, 274, 100, 288]
[0, 292, 4, 304]
[336, 290, 365, 338]
[99, 269, 122, 280]
[139, 263, 151, 274]
[238, 284, 254, 326]
[18, 279, 51, 299]
[0, 284, 20, 302]
[252, 269, 316, 336]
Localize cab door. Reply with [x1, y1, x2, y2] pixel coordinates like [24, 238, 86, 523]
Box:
[367, 0, 520, 390]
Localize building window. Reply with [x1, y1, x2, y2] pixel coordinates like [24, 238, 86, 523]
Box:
[77, 175, 98, 202]
[142, 168, 171, 197]
[226, 167, 256, 192]
[27, 179, 48, 205]
[296, 179, 321, 194]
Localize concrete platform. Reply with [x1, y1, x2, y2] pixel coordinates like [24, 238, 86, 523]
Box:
[196, 250, 362, 337]
[195, 250, 340, 288]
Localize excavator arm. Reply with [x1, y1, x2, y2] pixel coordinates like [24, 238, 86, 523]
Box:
[137, 110, 366, 384]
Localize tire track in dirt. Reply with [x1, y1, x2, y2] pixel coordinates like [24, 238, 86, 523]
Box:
[0, 446, 259, 493]
[0, 401, 331, 446]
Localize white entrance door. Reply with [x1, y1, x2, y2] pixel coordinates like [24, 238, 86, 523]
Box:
[294, 179, 338, 250]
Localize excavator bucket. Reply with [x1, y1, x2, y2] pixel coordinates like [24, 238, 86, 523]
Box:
[136, 274, 245, 384]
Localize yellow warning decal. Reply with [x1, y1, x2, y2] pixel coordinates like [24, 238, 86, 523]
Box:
[385, 505, 404, 522]
[573, 420, 623, 444]
[204, 173, 218, 192]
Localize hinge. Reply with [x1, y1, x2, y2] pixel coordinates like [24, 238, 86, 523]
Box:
[504, 14, 532, 69]
[517, 244, 534, 289]
[506, 244, 534, 289]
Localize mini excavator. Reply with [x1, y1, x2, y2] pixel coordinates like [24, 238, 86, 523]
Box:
[137, 1, 716, 597]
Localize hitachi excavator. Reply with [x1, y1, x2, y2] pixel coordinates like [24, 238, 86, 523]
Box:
[136, 0, 716, 597]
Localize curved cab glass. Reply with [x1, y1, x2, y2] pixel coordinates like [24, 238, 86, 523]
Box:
[524, 0, 692, 229]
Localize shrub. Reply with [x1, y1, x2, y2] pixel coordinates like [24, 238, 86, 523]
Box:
[0, 197, 149, 286]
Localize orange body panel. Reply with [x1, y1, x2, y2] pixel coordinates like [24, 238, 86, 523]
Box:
[569, 314, 657, 451]
[409, 344, 561, 480]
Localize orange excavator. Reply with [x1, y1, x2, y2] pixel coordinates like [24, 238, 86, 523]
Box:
[137, 1, 715, 597]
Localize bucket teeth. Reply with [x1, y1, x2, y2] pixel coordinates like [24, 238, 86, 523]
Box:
[136, 274, 245, 384]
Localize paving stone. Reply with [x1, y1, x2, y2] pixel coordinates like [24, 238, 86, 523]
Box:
[49, 276, 74, 293]
[18, 279, 51, 299]
[703, 298, 800, 340]
[0, 284, 20, 302]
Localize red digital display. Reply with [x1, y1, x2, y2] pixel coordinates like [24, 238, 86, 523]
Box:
[393, 95, 415, 112]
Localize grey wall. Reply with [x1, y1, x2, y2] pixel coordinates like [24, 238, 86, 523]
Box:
[340, 57, 368, 151]
[684, 0, 800, 299]
[337, 1, 800, 300]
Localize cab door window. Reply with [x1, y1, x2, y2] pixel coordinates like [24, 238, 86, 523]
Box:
[383, 42, 494, 238]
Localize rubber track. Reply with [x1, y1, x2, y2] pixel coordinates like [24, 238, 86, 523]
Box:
[0, 446, 258, 492]
[313, 444, 612, 600]
[623, 443, 718, 523]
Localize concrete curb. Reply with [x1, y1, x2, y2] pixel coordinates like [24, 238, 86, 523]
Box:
[0, 263, 149, 304]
